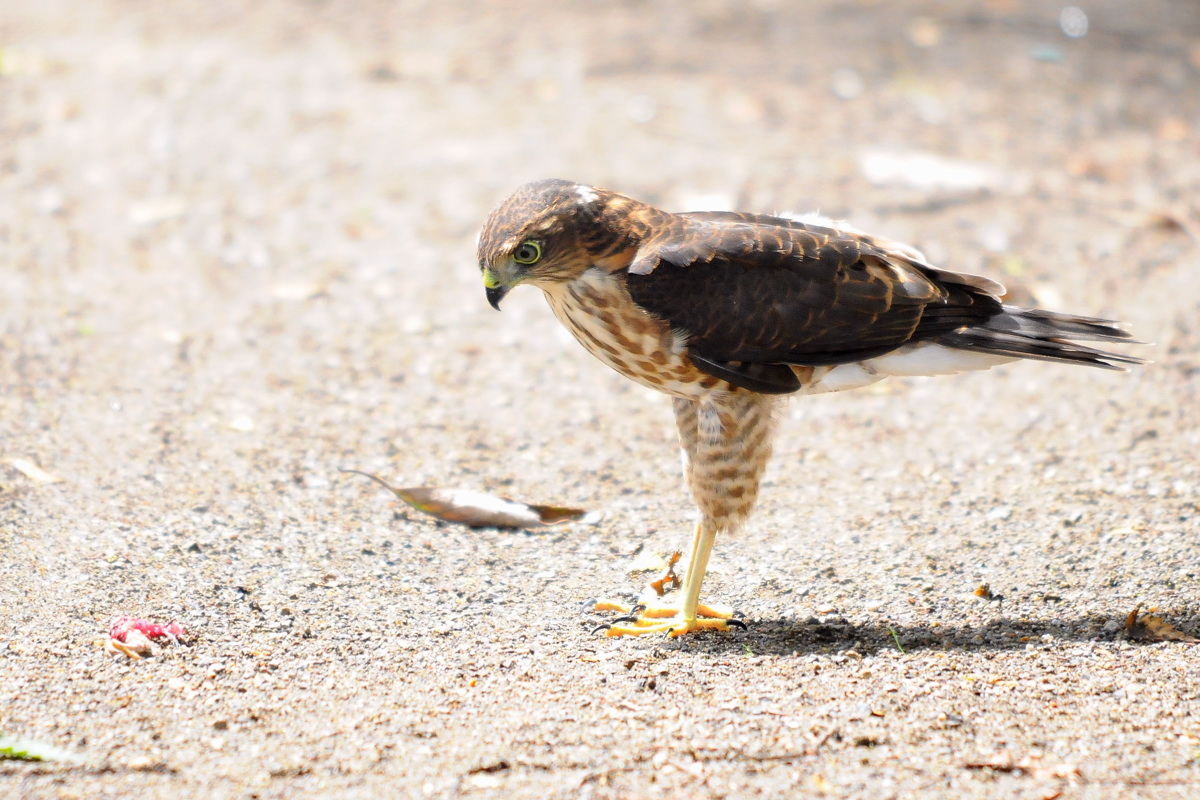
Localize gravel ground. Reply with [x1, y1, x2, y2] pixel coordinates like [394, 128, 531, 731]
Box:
[2, 1, 1199, 798]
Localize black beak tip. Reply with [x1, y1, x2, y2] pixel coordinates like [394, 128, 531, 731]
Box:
[485, 286, 506, 311]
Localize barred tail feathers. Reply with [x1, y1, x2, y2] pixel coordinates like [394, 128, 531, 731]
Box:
[936, 306, 1144, 371]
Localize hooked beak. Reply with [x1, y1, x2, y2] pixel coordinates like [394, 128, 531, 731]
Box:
[482, 265, 511, 311]
[485, 284, 509, 310]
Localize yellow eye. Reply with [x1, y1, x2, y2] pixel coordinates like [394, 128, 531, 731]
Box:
[512, 240, 542, 265]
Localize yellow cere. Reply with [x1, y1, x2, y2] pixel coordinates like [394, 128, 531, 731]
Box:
[482, 268, 500, 289]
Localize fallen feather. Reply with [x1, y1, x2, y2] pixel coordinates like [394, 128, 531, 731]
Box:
[340, 468, 589, 529]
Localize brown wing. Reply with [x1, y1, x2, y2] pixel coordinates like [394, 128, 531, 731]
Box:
[624, 212, 1002, 391]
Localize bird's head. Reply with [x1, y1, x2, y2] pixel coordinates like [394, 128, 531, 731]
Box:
[476, 179, 643, 310]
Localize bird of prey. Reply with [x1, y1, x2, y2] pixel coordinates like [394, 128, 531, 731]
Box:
[477, 179, 1140, 638]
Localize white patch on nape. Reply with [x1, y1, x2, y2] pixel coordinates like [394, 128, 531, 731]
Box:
[575, 184, 599, 205]
[864, 343, 1015, 377]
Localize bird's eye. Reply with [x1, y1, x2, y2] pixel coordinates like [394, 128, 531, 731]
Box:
[512, 240, 542, 265]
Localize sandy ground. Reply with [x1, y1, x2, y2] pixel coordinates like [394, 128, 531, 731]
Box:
[2, 1, 1199, 797]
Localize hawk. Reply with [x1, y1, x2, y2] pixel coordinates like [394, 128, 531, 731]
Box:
[476, 179, 1140, 638]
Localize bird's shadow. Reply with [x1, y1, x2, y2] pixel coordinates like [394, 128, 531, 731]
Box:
[660, 608, 1198, 657]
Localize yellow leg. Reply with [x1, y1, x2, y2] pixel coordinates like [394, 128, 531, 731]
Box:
[679, 520, 712, 620]
[592, 523, 743, 637]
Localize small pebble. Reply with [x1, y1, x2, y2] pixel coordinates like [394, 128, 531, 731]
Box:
[987, 505, 1012, 522]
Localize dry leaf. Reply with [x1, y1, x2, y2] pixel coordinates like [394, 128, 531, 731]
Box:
[648, 551, 682, 597]
[966, 751, 1080, 782]
[5, 458, 61, 484]
[1125, 604, 1199, 643]
[341, 468, 588, 529]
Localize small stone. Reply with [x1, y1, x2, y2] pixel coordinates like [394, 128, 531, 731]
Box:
[847, 703, 873, 721]
[831, 68, 863, 100]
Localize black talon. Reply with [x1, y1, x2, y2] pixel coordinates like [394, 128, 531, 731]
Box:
[732, 610, 746, 620]
[629, 604, 647, 615]
[611, 615, 640, 625]
[727, 618, 748, 631]
[590, 623, 611, 635]
[581, 598, 600, 613]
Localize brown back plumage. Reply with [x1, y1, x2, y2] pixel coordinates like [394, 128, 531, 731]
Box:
[478, 181, 1142, 395]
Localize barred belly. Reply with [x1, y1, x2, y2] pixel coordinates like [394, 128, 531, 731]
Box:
[542, 269, 732, 400]
[544, 269, 783, 533]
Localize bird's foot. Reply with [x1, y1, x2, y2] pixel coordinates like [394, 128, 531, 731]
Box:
[590, 594, 743, 638]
